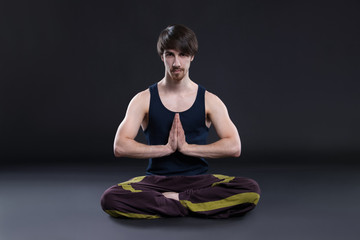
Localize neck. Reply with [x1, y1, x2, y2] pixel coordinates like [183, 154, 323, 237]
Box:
[161, 73, 193, 91]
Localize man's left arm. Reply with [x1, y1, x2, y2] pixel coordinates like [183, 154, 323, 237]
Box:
[178, 91, 241, 158]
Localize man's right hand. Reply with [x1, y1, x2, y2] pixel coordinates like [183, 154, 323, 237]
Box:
[166, 113, 178, 153]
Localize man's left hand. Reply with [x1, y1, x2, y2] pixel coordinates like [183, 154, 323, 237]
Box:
[174, 113, 189, 153]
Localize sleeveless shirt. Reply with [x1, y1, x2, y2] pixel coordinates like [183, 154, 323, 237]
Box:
[143, 83, 209, 176]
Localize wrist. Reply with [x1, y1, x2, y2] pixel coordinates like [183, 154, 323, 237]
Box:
[164, 143, 175, 156]
[178, 142, 190, 155]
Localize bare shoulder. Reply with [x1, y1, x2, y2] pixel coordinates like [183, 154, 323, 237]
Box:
[132, 88, 150, 101]
[204, 90, 236, 135]
[205, 90, 227, 113]
[126, 88, 150, 114]
[130, 89, 150, 105]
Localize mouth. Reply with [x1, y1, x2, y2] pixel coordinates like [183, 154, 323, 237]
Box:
[171, 68, 183, 73]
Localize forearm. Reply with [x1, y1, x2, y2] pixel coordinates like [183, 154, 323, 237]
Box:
[114, 138, 172, 159]
[180, 137, 241, 158]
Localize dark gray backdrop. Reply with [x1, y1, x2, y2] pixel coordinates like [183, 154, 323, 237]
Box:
[1, 0, 359, 163]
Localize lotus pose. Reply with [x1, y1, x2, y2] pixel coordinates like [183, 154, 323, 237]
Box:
[101, 24, 260, 219]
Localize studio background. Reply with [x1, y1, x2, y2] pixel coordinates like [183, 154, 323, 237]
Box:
[1, 0, 359, 165]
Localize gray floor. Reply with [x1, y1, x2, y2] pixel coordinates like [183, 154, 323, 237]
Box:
[1, 159, 359, 240]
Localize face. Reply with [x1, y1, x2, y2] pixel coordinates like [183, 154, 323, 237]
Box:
[161, 49, 194, 81]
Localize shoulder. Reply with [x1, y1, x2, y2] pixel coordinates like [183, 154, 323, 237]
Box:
[133, 88, 150, 101]
[205, 90, 227, 109]
[127, 88, 150, 112]
[205, 90, 229, 119]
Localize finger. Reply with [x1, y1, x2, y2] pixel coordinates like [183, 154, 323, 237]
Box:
[178, 123, 184, 138]
[168, 114, 178, 150]
[171, 113, 177, 132]
[177, 114, 183, 131]
[172, 114, 179, 147]
[176, 114, 187, 151]
[169, 114, 177, 135]
[176, 113, 181, 128]
[172, 113, 177, 127]
[174, 113, 178, 129]
[176, 114, 180, 135]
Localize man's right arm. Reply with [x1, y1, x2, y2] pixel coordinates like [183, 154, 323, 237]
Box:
[113, 90, 175, 159]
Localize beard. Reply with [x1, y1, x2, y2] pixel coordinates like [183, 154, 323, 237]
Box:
[170, 67, 185, 80]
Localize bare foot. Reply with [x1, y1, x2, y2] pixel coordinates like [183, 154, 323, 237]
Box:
[162, 192, 179, 201]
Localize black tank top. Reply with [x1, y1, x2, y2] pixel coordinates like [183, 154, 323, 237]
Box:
[143, 83, 209, 176]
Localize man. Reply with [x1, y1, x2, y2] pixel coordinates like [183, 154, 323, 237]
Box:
[101, 24, 260, 219]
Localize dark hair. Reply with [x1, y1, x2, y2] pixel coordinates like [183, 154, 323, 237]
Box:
[157, 24, 198, 56]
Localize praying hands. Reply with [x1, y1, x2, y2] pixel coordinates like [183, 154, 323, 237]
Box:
[167, 113, 189, 154]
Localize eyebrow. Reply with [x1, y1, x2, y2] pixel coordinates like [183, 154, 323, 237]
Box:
[164, 50, 187, 55]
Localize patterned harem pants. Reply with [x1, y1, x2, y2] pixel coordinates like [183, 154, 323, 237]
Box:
[101, 174, 260, 219]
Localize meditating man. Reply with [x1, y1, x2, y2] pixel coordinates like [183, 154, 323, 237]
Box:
[101, 24, 260, 219]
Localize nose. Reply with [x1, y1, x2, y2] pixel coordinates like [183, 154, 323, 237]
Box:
[173, 55, 181, 67]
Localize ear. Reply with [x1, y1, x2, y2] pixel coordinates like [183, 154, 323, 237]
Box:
[160, 54, 164, 62]
[190, 55, 194, 62]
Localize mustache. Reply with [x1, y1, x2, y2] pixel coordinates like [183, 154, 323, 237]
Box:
[171, 67, 184, 72]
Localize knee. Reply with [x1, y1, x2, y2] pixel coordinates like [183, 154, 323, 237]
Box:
[100, 186, 119, 211]
[233, 177, 261, 195]
[247, 178, 261, 195]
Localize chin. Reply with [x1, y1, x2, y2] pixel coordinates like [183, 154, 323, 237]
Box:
[173, 77, 185, 81]
[170, 75, 183, 81]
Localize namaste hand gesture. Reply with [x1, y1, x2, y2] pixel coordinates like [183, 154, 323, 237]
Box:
[167, 113, 188, 153]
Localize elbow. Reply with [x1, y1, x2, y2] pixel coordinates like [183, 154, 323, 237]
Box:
[232, 146, 241, 158]
[231, 142, 241, 158]
[114, 145, 126, 158]
[233, 149, 241, 158]
[114, 137, 135, 158]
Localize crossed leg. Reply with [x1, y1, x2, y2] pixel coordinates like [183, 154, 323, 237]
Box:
[101, 174, 260, 219]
